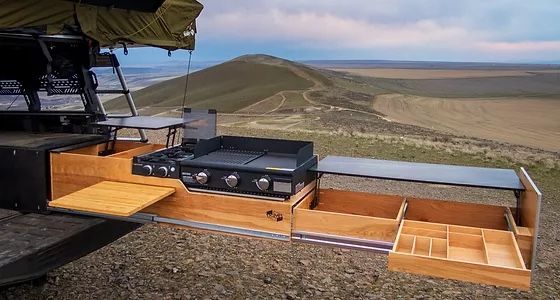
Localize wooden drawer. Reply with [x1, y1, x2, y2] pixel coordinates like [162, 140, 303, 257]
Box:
[388, 220, 531, 290]
[293, 189, 406, 248]
[402, 190, 540, 272]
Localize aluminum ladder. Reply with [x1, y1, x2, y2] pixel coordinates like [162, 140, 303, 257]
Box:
[92, 50, 148, 142]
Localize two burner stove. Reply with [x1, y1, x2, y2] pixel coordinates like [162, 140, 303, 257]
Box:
[132, 145, 193, 178]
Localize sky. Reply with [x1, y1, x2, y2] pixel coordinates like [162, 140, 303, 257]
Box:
[117, 0, 560, 65]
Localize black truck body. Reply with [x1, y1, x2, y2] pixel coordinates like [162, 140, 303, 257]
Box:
[0, 31, 140, 287]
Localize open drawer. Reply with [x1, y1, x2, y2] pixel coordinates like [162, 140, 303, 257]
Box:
[389, 220, 530, 290]
[292, 189, 406, 251]
[387, 168, 541, 290]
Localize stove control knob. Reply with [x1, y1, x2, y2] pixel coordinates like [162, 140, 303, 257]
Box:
[256, 175, 271, 191]
[142, 165, 153, 176]
[195, 170, 210, 184]
[225, 173, 240, 188]
[155, 166, 169, 177]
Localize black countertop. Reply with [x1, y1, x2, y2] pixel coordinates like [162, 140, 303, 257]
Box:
[311, 155, 524, 191]
[93, 116, 184, 130]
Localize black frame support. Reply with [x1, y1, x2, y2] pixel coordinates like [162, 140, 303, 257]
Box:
[310, 172, 322, 209]
[514, 190, 522, 225]
[165, 127, 178, 147]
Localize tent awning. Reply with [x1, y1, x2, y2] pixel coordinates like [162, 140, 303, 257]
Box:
[63, 0, 166, 13]
[0, 0, 204, 50]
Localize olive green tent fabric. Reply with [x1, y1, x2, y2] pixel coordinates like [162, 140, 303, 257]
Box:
[0, 0, 203, 50]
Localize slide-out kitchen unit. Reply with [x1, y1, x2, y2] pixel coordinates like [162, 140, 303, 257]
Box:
[46, 130, 541, 290]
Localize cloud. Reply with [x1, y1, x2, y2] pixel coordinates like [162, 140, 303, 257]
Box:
[195, 0, 560, 61]
[477, 41, 560, 53]
[202, 10, 478, 48]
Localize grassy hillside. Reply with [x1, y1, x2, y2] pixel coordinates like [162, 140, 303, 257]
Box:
[104, 55, 321, 113]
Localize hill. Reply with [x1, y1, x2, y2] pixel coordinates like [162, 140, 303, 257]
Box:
[103, 54, 560, 151]
[104, 54, 328, 114]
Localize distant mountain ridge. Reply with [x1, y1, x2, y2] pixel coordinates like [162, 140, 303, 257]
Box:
[303, 60, 560, 70]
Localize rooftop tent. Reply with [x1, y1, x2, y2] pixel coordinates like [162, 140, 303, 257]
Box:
[0, 0, 204, 50]
[64, 0, 168, 13]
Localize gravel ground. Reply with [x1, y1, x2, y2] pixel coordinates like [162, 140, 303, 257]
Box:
[0, 224, 531, 300]
[1, 126, 558, 299]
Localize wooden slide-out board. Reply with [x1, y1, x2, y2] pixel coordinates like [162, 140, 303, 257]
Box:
[49, 181, 175, 217]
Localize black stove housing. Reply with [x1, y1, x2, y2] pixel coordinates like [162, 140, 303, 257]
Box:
[132, 143, 194, 179]
[180, 136, 317, 199]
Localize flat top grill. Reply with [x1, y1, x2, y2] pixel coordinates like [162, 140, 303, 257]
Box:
[192, 149, 264, 165]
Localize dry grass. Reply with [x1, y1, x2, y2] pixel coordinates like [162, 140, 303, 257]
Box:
[372, 94, 560, 152]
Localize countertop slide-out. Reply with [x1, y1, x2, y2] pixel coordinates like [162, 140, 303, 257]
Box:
[49, 181, 175, 217]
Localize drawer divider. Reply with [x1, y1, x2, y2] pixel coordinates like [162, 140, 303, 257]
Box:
[392, 217, 406, 252]
[446, 225, 450, 259]
[396, 198, 408, 223]
[481, 231, 491, 264]
[428, 238, 433, 257]
[505, 208, 519, 235]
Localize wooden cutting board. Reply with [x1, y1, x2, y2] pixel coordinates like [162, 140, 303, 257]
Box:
[49, 181, 175, 217]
